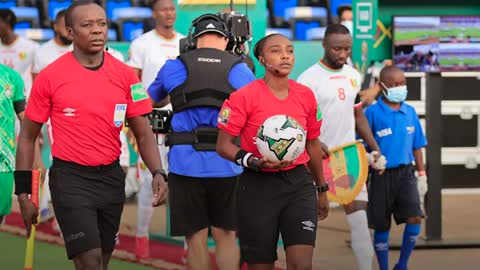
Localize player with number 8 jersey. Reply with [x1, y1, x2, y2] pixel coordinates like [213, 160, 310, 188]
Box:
[298, 24, 383, 270]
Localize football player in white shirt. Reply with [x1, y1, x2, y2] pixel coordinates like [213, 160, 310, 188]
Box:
[298, 24, 385, 270]
[32, 10, 72, 80]
[127, 0, 184, 260]
[0, 9, 39, 98]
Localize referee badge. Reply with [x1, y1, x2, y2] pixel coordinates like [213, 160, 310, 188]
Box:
[114, 104, 127, 127]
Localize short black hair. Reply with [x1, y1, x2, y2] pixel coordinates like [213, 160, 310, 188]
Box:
[253, 33, 282, 60]
[337, 4, 352, 18]
[65, 0, 100, 27]
[0, 9, 16, 28]
[324, 23, 351, 40]
[379, 65, 403, 82]
[54, 9, 67, 24]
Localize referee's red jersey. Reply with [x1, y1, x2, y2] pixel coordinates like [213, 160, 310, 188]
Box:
[26, 52, 152, 166]
[218, 79, 322, 171]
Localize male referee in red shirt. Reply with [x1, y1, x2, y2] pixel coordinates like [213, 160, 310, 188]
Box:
[14, 1, 168, 269]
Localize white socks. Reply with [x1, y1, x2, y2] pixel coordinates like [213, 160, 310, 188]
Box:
[347, 210, 374, 270]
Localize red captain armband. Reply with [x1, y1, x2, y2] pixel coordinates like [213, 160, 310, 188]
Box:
[14, 170, 32, 195]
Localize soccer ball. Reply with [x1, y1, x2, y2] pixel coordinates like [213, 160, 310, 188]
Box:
[256, 115, 306, 162]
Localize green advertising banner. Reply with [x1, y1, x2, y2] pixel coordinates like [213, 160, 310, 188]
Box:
[352, 0, 378, 74]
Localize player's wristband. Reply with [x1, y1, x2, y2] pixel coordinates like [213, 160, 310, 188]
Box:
[14, 170, 32, 195]
[417, 170, 426, 176]
[235, 150, 259, 170]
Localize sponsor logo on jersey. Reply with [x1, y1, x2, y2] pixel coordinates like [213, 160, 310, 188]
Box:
[329, 75, 346, 80]
[376, 128, 392, 138]
[130, 83, 148, 102]
[63, 108, 76, 117]
[407, 126, 415, 134]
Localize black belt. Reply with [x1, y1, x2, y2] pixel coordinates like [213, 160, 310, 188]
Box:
[52, 157, 120, 172]
[166, 127, 218, 151]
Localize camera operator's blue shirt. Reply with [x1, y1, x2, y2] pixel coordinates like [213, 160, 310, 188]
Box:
[148, 58, 255, 178]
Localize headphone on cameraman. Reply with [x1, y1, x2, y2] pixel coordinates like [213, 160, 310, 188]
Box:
[183, 14, 230, 52]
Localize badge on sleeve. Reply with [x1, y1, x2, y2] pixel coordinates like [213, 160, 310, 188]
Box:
[218, 107, 231, 125]
[114, 104, 127, 127]
[130, 83, 148, 102]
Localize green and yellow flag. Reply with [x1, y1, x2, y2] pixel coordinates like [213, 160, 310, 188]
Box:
[323, 140, 368, 205]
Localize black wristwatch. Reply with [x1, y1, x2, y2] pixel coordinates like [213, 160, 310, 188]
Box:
[152, 169, 168, 181]
[315, 183, 329, 192]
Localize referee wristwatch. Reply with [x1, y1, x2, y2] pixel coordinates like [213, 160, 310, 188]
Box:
[152, 169, 168, 181]
[315, 183, 329, 193]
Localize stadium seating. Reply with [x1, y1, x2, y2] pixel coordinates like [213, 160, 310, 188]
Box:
[266, 27, 293, 40]
[330, 0, 351, 16]
[112, 7, 151, 41]
[47, 0, 72, 21]
[10, 6, 39, 28]
[107, 28, 118, 41]
[0, 0, 16, 8]
[306, 26, 326, 40]
[14, 28, 54, 41]
[105, 0, 131, 20]
[285, 6, 327, 40]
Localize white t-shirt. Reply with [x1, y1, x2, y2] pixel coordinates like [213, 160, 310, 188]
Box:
[127, 30, 184, 90]
[32, 39, 72, 74]
[0, 36, 39, 97]
[298, 61, 363, 148]
[107, 47, 125, 62]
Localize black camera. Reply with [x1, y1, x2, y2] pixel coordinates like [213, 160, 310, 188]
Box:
[180, 11, 251, 56]
[219, 11, 252, 56]
[148, 109, 172, 134]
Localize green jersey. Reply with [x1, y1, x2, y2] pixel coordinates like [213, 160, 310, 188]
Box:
[0, 64, 25, 172]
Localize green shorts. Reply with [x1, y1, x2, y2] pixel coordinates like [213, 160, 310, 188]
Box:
[0, 172, 14, 216]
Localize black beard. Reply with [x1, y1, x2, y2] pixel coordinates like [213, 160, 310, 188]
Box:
[58, 35, 72, 45]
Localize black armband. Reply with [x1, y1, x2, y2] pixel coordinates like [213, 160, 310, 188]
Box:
[14, 170, 32, 195]
[14, 99, 26, 114]
[234, 149, 260, 170]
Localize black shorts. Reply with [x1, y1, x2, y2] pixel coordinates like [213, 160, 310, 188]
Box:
[367, 164, 423, 231]
[49, 158, 126, 259]
[168, 173, 237, 237]
[237, 165, 318, 264]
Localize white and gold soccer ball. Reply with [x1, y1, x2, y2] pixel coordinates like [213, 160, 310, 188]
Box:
[256, 115, 306, 162]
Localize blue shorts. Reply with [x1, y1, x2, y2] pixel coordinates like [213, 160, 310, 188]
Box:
[367, 164, 423, 231]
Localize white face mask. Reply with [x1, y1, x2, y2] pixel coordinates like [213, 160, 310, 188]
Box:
[341, 20, 353, 35]
[381, 83, 408, 103]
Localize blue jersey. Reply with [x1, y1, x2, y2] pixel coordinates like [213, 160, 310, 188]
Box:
[148, 58, 255, 177]
[364, 98, 427, 169]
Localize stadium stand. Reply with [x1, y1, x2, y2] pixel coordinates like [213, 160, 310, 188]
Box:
[10, 6, 39, 28]
[112, 6, 151, 41]
[285, 6, 327, 40]
[0, 0, 16, 8]
[14, 27, 53, 41]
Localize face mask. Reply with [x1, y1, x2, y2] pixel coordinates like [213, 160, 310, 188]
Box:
[382, 84, 408, 103]
[341, 20, 353, 35]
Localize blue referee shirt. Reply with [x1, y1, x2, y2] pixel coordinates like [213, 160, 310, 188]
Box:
[364, 98, 427, 169]
[148, 57, 255, 178]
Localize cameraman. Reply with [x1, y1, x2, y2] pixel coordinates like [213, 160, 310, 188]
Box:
[148, 14, 255, 270]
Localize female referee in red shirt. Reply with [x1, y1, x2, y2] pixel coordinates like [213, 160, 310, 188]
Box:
[14, 1, 167, 269]
[217, 34, 329, 270]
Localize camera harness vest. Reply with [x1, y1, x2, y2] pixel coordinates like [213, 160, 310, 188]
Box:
[166, 48, 242, 151]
